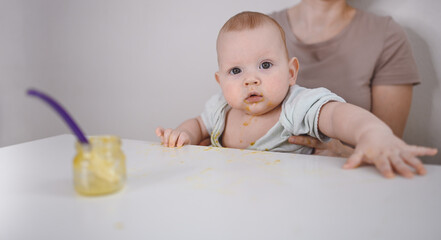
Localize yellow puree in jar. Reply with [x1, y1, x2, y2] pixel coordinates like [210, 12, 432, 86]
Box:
[73, 136, 126, 196]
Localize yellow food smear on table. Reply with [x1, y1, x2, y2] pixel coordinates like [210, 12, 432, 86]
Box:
[265, 160, 281, 166]
[201, 168, 213, 174]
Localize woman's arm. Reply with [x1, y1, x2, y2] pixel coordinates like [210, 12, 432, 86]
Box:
[371, 84, 413, 138]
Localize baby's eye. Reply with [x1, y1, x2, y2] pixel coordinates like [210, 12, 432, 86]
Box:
[260, 62, 272, 69]
[229, 67, 242, 75]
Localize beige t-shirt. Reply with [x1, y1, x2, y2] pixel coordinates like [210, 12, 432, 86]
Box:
[270, 9, 420, 110]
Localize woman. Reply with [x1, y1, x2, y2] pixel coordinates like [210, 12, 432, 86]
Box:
[270, 0, 419, 157]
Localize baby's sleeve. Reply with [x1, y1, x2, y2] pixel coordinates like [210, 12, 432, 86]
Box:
[200, 92, 227, 136]
[281, 86, 345, 142]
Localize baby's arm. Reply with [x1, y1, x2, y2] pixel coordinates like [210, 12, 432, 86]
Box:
[318, 102, 438, 178]
[156, 116, 209, 147]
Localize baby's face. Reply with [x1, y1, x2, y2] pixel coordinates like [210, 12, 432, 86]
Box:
[215, 23, 296, 116]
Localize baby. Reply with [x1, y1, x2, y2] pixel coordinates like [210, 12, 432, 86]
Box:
[156, 11, 437, 178]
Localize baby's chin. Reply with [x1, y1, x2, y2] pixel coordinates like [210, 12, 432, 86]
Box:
[242, 103, 280, 116]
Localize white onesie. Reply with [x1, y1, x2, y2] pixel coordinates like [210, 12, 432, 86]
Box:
[201, 85, 345, 154]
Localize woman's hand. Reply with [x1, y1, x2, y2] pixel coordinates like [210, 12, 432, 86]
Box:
[288, 136, 354, 157]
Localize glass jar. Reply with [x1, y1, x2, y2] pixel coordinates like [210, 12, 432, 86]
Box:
[73, 136, 126, 196]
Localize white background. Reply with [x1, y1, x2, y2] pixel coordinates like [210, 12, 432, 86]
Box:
[1, 0, 440, 164]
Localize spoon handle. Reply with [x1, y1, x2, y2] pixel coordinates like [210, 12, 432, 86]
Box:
[27, 89, 89, 144]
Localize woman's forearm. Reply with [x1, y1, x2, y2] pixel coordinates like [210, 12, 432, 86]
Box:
[371, 84, 413, 138]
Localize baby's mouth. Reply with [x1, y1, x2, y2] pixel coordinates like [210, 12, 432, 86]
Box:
[245, 92, 264, 104]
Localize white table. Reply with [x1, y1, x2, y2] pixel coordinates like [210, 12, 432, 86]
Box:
[1, 135, 440, 240]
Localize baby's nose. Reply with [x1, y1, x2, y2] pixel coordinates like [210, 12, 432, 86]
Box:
[244, 77, 261, 86]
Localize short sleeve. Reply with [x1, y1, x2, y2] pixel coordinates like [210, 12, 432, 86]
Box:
[200, 92, 228, 135]
[373, 17, 420, 85]
[280, 86, 346, 142]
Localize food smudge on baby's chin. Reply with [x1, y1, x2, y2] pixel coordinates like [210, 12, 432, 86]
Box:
[244, 101, 262, 113]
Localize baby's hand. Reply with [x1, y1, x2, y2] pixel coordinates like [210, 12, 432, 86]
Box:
[344, 131, 438, 178]
[155, 127, 191, 147]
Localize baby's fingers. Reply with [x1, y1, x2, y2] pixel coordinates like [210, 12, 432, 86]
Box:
[343, 150, 363, 169]
[162, 128, 173, 147]
[408, 145, 438, 157]
[401, 152, 426, 175]
[155, 127, 165, 143]
[168, 131, 181, 148]
[155, 127, 164, 137]
[176, 133, 190, 147]
[373, 155, 394, 179]
[390, 154, 413, 178]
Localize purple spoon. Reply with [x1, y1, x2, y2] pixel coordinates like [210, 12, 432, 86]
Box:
[27, 89, 89, 145]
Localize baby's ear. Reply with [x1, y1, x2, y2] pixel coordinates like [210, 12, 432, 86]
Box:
[215, 72, 221, 84]
[288, 57, 299, 86]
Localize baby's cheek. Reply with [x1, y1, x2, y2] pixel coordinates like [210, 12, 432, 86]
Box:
[225, 95, 241, 108]
[221, 87, 240, 106]
[266, 84, 290, 103]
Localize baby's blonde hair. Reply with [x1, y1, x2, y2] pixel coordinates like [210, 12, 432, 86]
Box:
[217, 11, 289, 59]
